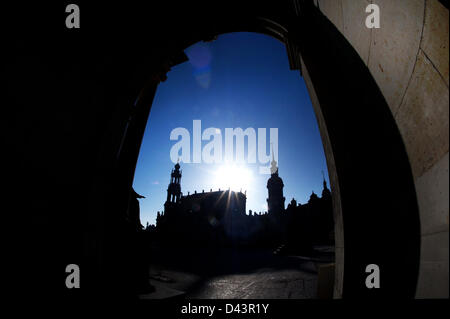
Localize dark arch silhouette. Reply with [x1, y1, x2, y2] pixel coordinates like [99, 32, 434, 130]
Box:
[112, 1, 420, 299]
[7, 1, 420, 301]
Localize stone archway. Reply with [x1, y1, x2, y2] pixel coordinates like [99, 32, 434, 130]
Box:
[114, 1, 434, 298]
[8, 0, 446, 301]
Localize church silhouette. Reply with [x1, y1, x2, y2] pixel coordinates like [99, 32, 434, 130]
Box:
[142, 156, 334, 254]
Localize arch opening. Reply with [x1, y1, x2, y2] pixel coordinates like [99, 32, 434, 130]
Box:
[131, 31, 337, 299]
[107, 1, 421, 300]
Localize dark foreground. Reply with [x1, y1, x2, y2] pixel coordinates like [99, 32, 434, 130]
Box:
[145, 245, 334, 299]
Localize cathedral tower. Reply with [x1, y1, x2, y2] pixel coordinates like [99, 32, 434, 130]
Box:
[321, 171, 331, 200]
[164, 161, 182, 211]
[267, 147, 285, 215]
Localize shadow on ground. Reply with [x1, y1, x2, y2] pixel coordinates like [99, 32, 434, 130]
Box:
[145, 245, 334, 299]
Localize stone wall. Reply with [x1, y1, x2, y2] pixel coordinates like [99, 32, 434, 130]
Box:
[316, 0, 449, 298]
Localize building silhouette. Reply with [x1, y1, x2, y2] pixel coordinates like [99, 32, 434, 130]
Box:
[164, 161, 182, 209]
[150, 161, 334, 253]
[266, 150, 285, 215]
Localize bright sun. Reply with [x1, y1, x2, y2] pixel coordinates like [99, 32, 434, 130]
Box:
[213, 165, 253, 192]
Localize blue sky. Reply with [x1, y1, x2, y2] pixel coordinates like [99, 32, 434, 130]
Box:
[133, 32, 329, 226]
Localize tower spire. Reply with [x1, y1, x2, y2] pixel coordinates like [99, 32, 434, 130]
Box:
[321, 170, 331, 199]
[270, 142, 278, 175]
[165, 162, 182, 207]
[267, 144, 285, 214]
[322, 170, 328, 189]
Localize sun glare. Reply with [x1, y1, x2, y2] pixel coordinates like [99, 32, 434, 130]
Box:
[213, 165, 253, 193]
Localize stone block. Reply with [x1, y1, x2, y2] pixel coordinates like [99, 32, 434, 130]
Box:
[416, 260, 449, 298]
[421, 231, 449, 262]
[421, 0, 449, 87]
[415, 152, 449, 235]
[368, 0, 424, 113]
[333, 247, 344, 298]
[396, 51, 449, 178]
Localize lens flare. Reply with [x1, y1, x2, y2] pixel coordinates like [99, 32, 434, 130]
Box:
[186, 42, 212, 89]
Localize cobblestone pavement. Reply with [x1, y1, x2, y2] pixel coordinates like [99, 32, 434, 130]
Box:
[149, 247, 320, 299]
[187, 268, 317, 299]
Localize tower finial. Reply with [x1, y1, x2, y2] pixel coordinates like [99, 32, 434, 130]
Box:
[322, 170, 329, 190]
[270, 142, 278, 175]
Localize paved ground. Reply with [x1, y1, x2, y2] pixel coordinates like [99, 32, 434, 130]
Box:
[187, 267, 317, 299]
[148, 246, 324, 299]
